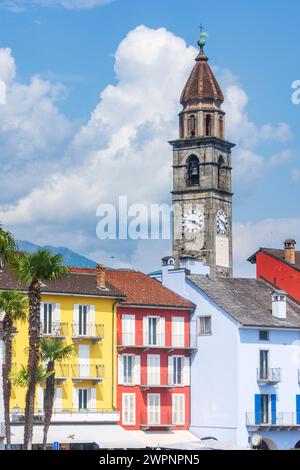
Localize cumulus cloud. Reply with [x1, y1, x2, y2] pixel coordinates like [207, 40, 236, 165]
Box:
[0, 25, 296, 273]
[1, 0, 112, 11]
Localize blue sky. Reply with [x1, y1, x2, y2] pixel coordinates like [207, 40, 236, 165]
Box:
[0, 0, 299, 275]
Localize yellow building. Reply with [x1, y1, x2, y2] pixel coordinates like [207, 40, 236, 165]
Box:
[1, 264, 125, 432]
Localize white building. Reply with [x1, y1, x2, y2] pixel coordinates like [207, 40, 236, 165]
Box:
[152, 258, 300, 450]
[0, 322, 5, 450]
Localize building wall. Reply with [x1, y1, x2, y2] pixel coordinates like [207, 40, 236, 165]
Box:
[11, 294, 117, 414]
[0, 334, 4, 449]
[117, 305, 190, 431]
[256, 251, 300, 301]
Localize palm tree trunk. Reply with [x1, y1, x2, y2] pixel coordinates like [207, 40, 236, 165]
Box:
[2, 315, 13, 450]
[42, 361, 55, 450]
[24, 281, 41, 450]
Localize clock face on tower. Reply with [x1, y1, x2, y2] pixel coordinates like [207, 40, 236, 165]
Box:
[216, 210, 228, 236]
[183, 210, 204, 233]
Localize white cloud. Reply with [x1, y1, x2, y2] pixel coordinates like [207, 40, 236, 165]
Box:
[268, 149, 293, 167]
[1, 0, 112, 11]
[292, 169, 300, 182]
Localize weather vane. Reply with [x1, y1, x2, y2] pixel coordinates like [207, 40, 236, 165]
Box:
[197, 24, 208, 50]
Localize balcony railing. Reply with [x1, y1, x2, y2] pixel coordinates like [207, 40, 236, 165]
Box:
[0, 422, 4, 438]
[54, 364, 70, 380]
[71, 364, 104, 382]
[72, 323, 104, 340]
[117, 333, 197, 350]
[256, 368, 281, 383]
[11, 408, 118, 423]
[140, 372, 185, 388]
[40, 322, 68, 338]
[140, 410, 174, 429]
[246, 412, 300, 427]
[298, 369, 300, 383]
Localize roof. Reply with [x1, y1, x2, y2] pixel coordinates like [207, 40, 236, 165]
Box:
[187, 275, 300, 329]
[105, 269, 194, 309]
[0, 264, 124, 299]
[180, 50, 224, 106]
[248, 247, 300, 271]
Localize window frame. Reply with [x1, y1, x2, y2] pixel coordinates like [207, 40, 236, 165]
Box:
[197, 315, 212, 336]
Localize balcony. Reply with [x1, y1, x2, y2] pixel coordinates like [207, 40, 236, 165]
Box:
[40, 322, 68, 339]
[140, 372, 185, 390]
[256, 368, 281, 384]
[71, 364, 104, 383]
[117, 333, 197, 352]
[72, 323, 104, 343]
[11, 407, 120, 424]
[246, 412, 300, 430]
[140, 410, 174, 430]
[54, 364, 70, 382]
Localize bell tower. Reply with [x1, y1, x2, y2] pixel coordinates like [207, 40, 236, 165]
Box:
[171, 32, 235, 277]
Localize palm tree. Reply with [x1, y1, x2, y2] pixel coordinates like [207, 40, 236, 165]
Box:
[0, 225, 16, 266]
[40, 338, 73, 449]
[10, 249, 68, 450]
[0, 291, 28, 449]
[10, 364, 49, 388]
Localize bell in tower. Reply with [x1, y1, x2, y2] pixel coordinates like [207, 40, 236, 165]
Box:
[171, 31, 235, 277]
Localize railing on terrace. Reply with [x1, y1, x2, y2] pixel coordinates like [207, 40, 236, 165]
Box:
[117, 332, 197, 350]
[140, 410, 174, 428]
[71, 364, 105, 380]
[40, 322, 68, 338]
[140, 372, 185, 388]
[10, 408, 118, 423]
[256, 368, 281, 383]
[72, 323, 104, 339]
[246, 412, 300, 427]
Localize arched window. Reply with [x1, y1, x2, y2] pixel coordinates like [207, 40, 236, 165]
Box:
[187, 155, 199, 186]
[205, 114, 211, 136]
[188, 114, 196, 137]
[179, 114, 184, 138]
[218, 116, 224, 139]
[217, 155, 224, 189]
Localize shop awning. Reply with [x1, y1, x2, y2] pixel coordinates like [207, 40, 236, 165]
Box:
[130, 430, 200, 448]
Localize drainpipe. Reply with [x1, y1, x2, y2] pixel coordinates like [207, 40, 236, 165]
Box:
[112, 300, 118, 411]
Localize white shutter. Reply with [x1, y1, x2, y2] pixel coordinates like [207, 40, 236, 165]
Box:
[54, 387, 62, 411]
[89, 388, 96, 411]
[148, 394, 160, 425]
[143, 317, 148, 346]
[184, 356, 190, 386]
[74, 304, 79, 336]
[122, 393, 135, 425]
[37, 387, 44, 411]
[118, 355, 124, 385]
[122, 314, 135, 346]
[168, 356, 173, 386]
[147, 354, 160, 385]
[134, 355, 141, 385]
[172, 317, 184, 347]
[73, 387, 79, 410]
[40, 302, 44, 332]
[89, 305, 95, 336]
[158, 317, 165, 346]
[172, 394, 185, 425]
[54, 304, 60, 323]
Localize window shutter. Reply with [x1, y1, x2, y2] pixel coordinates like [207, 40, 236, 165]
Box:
[54, 304, 60, 323]
[37, 387, 44, 411]
[89, 305, 95, 336]
[143, 317, 148, 346]
[158, 317, 165, 346]
[74, 304, 79, 336]
[122, 393, 135, 425]
[118, 355, 124, 385]
[134, 355, 141, 385]
[296, 395, 300, 425]
[184, 356, 190, 386]
[172, 317, 184, 347]
[168, 356, 173, 386]
[89, 388, 96, 411]
[271, 394, 277, 425]
[130, 393, 136, 425]
[73, 387, 79, 410]
[54, 387, 62, 412]
[40, 302, 44, 331]
[254, 394, 261, 425]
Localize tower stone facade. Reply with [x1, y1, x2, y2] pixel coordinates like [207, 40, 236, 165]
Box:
[171, 38, 235, 277]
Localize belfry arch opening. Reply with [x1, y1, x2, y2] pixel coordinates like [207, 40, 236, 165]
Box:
[217, 155, 224, 189]
[205, 114, 211, 136]
[187, 155, 200, 186]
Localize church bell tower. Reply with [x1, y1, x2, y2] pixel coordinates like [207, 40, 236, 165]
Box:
[171, 32, 235, 277]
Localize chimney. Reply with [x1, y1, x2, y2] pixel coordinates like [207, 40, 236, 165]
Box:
[284, 239, 296, 264]
[272, 290, 287, 320]
[96, 264, 106, 289]
[161, 256, 175, 285]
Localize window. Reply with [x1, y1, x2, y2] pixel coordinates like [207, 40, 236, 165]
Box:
[172, 317, 184, 347]
[205, 114, 211, 136]
[123, 355, 134, 385]
[197, 316, 212, 335]
[147, 354, 160, 385]
[172, 357, 184, 385]
[217, 155, 225, 189]
[261, 394, 269, 424]
[148, 317, 158, 345]
[43, 303, 54, 334]
[122, 314, 135, 346]
[259, 330, 269, 341]
[259, 350, 269, 380]
[188, 114, 196, 137]
[122, 393, 136, 425]
[187, 155, 199, 186]
[79, 305, 88, 335]
[218, 116, 224, 139]
[147, 393, 160, 425]
[78, 389, 88, 410]
[172, 394, 185, 425]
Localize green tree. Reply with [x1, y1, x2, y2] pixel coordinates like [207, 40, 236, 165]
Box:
[0, 225, 16, 266]
[0, 290, 28, 449]
[40, 338, 73, 449]
[10, 249, 68, 450]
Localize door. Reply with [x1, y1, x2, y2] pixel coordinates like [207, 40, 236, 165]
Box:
[123, 355, 134, 385]
[78, 389, 89, 411]
[78, 345, 89, 378]
[261, 394, 269, 424]
[148, 318, 158, 346]
[147, 394, 160, 425]
[172, 317, 184, 347]
[122, 393, 136, 426]
[79, 305, 88, 336]
[172, 394, 185, 425]
[173, 357, 183, 385]
[260, 350, 269, 380]
[43, 303, 53, 334]
[147, 355, 160, 385]
[122, 315, 135, 346]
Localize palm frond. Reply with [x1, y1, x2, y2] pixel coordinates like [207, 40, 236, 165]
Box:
[10, 364, 52, 387]
[40, 338, 74, 362]
[0, 226, 17, 263]
[0, 290, 28, 323]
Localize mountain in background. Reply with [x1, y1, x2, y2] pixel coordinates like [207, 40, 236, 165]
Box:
[17, 240, 97, 268]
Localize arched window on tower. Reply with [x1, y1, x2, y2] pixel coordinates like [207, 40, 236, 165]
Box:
[217, 155, 225, 189]
[205, 114, 211, 136]
[218, 116, 224, 139]
[187, 155, 199, 186]
[188, 114, 196, 137]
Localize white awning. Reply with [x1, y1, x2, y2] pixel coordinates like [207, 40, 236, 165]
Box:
[130, 430, 200, 448]
[10, 424, 142, 448]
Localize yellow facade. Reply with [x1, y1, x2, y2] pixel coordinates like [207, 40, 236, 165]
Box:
[11, 294, 117, 414]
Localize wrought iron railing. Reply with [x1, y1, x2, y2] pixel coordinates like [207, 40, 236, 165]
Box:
[117, 332, 197, 349]
[40, 322, 68, 337]
[140, 410, 173, 427]
[72, 323, 104, 339]
[140, 372, 185, 388]
[256, 368, 281, 383]
[71, 364, 104, 379]
[246, 412, 300, 427]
